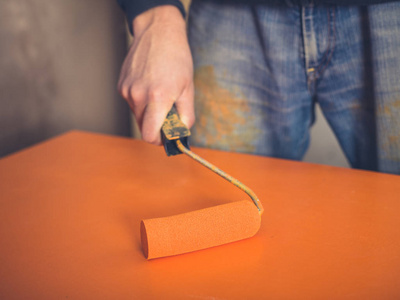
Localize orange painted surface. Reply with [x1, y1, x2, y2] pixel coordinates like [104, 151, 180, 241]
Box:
[0, 131, 400, 299]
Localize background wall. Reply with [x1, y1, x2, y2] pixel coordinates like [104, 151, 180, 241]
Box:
[303, 106, 348, 167]
[0, 0, 131, 157]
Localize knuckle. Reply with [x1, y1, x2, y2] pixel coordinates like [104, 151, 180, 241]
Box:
[147, 88, 165, 103]
[118, 80, 131, 100]
[120, 87, 130, 100]
[129, 87, 143, 101]
[130, 89, 146, 109]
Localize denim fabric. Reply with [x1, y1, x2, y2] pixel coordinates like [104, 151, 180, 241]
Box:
[188, 0, 400, 174]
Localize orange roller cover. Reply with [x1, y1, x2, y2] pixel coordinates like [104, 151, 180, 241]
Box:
[141, 200, 261, 259]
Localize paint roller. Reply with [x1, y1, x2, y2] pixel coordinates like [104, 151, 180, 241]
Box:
[140, 106, 264, 259]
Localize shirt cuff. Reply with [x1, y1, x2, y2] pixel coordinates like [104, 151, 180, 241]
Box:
[117, 0, 186, 35]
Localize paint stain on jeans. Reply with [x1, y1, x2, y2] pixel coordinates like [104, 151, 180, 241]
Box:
[378, 99, 400, 163]
[190, 65, 261, 153]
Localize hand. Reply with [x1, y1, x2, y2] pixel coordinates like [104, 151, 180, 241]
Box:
[118, 6, 195, 145]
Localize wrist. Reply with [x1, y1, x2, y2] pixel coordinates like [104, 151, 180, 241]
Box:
[133, 5, 186, 37]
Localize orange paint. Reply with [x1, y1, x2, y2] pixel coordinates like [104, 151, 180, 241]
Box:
[193, 65, 261, 153]
[1, 131, 400, 299]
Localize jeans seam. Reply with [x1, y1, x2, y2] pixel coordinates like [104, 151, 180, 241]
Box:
[302, 6, 313, 91]
[314, 7, 336, 80]
[312, 8, 332, 74]
[250, 5, 273, 76]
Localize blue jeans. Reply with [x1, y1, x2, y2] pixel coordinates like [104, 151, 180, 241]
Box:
[188, 0, 400, 174]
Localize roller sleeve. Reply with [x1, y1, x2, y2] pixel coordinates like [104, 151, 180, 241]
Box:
[141, 200, 261, 259]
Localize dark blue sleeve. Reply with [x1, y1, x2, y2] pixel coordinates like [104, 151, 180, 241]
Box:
[117, 0, 186, 35]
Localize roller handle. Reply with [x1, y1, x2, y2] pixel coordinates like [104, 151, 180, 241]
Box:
[160, 107, 264, 215]
[161, 106, 190, 156]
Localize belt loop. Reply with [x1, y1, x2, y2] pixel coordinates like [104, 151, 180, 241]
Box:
[300, 0, 314, 7]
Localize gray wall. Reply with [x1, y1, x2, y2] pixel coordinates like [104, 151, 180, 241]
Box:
[304, 105, 349, 168]
[0, 0, 131, 157]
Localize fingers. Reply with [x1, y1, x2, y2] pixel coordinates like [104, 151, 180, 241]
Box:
[120, 77, 194, 145]
[118, 73, 147, 131]
[118, 58, 194, 145]
[140, 88, 175, 145]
